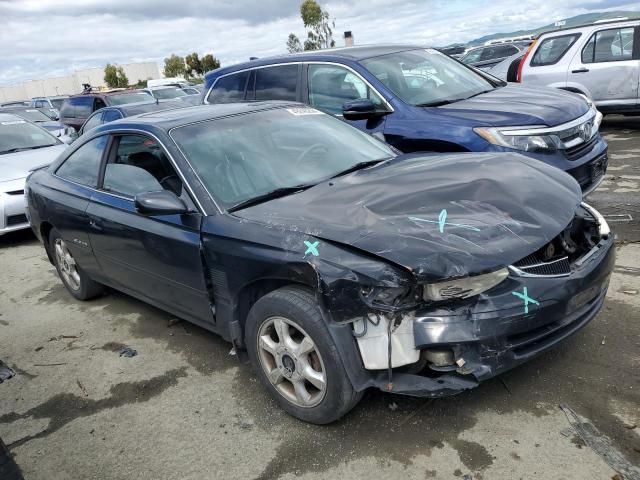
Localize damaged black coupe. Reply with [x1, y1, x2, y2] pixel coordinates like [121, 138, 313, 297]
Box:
[26, 102, 615, 424]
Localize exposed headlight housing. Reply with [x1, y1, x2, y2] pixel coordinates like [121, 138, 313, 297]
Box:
[360, 285, 419, 311]
[423, 268, 509, 301]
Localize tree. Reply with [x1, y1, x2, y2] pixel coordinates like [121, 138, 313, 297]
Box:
[300, 0, 335, 50]
[163, 54, 186, 78]
[104, 63, 129, 88]
[201, 54, 221, 73]
[185, 52, 203, 78]
[286, 33, 303, 53]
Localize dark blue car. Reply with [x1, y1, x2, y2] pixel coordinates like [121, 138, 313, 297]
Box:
[26, 103, 614, 424]
[202, 45, 608, 195]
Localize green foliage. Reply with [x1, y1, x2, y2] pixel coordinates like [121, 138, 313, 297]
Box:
[185, 52, 203, 78]
[201, 54, 221, 73]
[288, 0, 335, 52]
[103, 63, 129, 88]
[163, 54, 186, 78]
[287, 33, 303, 53]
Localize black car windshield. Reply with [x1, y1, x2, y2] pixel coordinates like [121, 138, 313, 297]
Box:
[0, 119, 59, 154]
[153, 88, 187, 99]
[170, 107, 395, 208]
[108, 92, 153, 105]
[10, 109, 51, 123]
[361, 48, 495, 106]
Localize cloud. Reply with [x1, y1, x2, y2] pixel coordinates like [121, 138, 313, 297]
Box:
[0, 0, 637, 85]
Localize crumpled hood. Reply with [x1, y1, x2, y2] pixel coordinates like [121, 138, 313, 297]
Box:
[234, 153, 582, 281]
[433, 84, 589, 127]
[0, 144, 67, 183]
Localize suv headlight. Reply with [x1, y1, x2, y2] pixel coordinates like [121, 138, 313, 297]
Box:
[423, 268, 509, 301]
[474, 126, 560, 153]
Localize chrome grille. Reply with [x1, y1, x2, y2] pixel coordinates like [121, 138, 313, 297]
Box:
[564, 136, 598, 161]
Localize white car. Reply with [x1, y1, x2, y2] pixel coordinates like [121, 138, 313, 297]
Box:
[0, 114, 67, 235]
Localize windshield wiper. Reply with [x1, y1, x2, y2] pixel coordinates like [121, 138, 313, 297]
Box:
[0, 144, 54, 155]
[329, 159, 388, 179]
[227, 184, 315, 213]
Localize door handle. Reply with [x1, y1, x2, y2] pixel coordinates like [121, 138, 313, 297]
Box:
[571, 68, 589, 73]
[89, 218, 102, 231]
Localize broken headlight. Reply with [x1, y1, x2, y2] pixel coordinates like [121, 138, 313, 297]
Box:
[360, 286, 419, 311]
[423, 268, 509, 301]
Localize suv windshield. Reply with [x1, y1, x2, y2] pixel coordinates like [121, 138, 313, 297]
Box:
[108, 92, 152, 105]
[361, 48, 495, 106]
[0, 119, 59, 154]
[170, 108, 394, 208]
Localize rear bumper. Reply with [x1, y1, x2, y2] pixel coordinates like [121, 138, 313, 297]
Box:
[365, 234, 615, 397]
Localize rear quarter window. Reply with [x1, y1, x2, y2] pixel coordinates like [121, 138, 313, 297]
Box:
[207, 71, 250, 103]
[530, 33, 581, 66]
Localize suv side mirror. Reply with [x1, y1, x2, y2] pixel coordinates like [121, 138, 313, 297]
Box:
[342, 99, 386, 121]
[134, 190, 188, 216]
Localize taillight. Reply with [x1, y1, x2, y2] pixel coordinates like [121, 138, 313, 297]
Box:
[516, 40, 537, 83]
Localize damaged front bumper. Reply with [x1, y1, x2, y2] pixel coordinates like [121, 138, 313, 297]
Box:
[355, 233, 615, 398]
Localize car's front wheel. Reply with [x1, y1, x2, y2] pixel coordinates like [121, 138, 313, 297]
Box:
[49, 228, 104, 301]
[245, 286, 362, 424]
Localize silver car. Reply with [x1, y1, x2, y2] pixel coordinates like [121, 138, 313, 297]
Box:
[519, 19, 639, 114]
[0, 113, 67, 235]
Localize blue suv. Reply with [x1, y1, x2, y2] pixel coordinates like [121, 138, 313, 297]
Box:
[202, 45, 608, 195]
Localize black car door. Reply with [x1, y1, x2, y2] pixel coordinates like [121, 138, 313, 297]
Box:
[85, 132, 214, 325]
[47, 135, 109, 278]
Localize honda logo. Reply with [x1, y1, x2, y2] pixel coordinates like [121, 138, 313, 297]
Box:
[578, 122, 592, 142]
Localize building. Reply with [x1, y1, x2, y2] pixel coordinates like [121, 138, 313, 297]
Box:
[0, 62, 160, 102]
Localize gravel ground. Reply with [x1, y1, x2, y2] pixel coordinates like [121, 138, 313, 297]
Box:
[0, 116, 639, 480]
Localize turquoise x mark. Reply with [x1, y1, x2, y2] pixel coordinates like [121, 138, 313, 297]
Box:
[304, 240, 320, 257]
[511, 287, 539, 314]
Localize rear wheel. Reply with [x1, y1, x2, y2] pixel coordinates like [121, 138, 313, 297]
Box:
[246, 286, 362, 424]
[49, 228, 103, 300]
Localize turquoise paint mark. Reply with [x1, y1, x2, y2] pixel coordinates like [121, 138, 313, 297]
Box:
[511, 287, 539, 314]
[408, 215, 481, 233]
[438, 209, 447, 233]
[304, 240, 320, 257]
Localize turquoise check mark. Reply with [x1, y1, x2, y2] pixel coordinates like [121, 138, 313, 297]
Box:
[511, 287, 539, 314]
[304, 240, 319, 257]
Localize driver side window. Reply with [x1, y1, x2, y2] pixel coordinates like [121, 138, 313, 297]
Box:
[102, 135, 184, 199]
[308, 64, 384, 115]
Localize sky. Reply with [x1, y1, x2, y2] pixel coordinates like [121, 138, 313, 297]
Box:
[0, 0, 638, 86]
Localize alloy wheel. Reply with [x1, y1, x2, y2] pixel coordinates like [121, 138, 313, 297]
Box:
[257, 316, 327, 408]
[54, 238, 80, 291]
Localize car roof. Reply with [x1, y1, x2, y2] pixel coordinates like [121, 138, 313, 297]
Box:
[538, 18, 640, 37]
[104, 100, 187, 116]
[0, 112, 27, 122]
[98, 101, 300, 132]
[205, 44, 427, 79]
[69, 90, 145, 98]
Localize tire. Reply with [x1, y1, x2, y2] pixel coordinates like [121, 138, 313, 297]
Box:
[245, 286, 362, 424]
[49, 228, 104, 301]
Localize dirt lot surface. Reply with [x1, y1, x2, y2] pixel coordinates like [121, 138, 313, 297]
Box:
[1, 116, 639, 480]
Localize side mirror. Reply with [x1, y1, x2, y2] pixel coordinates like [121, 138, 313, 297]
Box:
[134, 190, 188, 216]
[342, 99, 386, 121]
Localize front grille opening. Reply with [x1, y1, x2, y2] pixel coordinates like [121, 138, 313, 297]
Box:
[513, 206, 600, 276]
[564, 136, 598, 161]
[6, 214, 28, 226]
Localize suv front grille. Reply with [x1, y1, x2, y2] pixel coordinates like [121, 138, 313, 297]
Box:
[564, 136, 598, 161]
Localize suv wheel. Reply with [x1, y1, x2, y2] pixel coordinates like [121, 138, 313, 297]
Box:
[246, 286, 362, 424]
